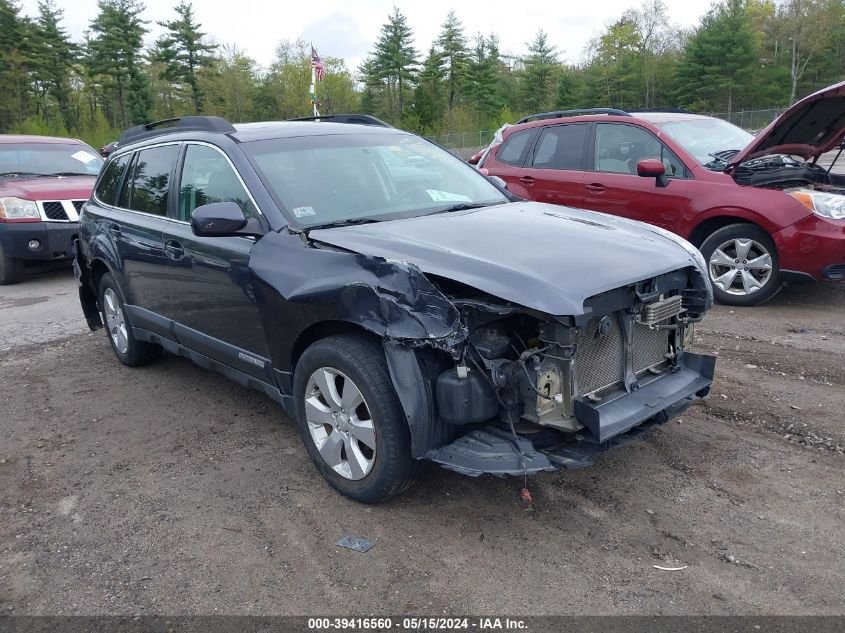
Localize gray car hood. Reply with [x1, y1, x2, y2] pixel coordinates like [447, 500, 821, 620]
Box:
[308, 202, 706, 317]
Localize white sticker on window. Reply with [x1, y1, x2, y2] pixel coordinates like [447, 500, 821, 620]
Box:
[71, 150, 98, 164]
[426, 189, 472, 203]
[292, 206, 317, 218]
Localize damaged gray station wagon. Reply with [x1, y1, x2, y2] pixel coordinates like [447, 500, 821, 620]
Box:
[75, 115, 716, 502]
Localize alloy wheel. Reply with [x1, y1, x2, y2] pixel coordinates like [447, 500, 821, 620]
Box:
[708, 238, 773, 296]
[102, 287, 129, 354]
[304, 367, 376, 480]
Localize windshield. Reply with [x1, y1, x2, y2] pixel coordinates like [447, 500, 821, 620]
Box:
[0, 143, 103, 178]
[657, 118, 754, 168]
[243, 132, 509, 228]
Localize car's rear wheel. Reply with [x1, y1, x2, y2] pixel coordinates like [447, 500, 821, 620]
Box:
[98, 273, 161, 366]
[293, 334, 418, 503]
[0, 244, 24, 285]
[700, 224, 781, 306]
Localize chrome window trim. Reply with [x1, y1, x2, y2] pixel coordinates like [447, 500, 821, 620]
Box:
[91, 140, 182, 221]
[92, 140, 266, 229]
[173, 141, 264, 225]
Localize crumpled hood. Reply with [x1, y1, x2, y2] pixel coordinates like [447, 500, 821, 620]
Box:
[308, 201, 706, 317]
[0, 175, 96, 201]
[729, 80, 845, 166]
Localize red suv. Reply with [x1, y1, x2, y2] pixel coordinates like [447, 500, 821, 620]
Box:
[0, 135, 103, 284]
[479, 82, 845, 306]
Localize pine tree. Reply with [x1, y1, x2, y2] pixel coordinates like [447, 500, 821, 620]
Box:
[676, 0, 757, 112]
[412, 46, 446, 131]
[87, 0, 152, 127]
[0, 0, 37, 131]
[435, 10, 469, 111]
[32, 1, 78, 131]
[366, 7, 418, 121]
[154, 1, 216, 114]
[520, 30, 559, 114]
[466, 34, 501, 126]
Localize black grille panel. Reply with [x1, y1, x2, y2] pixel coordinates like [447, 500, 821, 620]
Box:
[42, 201, 69, 221]
[72, 200, 85, 212]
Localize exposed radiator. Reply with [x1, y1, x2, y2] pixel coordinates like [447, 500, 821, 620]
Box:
[575, 315, 670, 396]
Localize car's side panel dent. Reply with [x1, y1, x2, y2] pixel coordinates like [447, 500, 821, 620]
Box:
[249, 231, 464, 362]
[247, 230, 467, 449]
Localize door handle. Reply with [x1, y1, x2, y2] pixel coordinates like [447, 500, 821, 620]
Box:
[585, 183, 606, 193]
[108, 223, 121, 236]
[164, 239, 185, 260]
[519, 176, 535, 186]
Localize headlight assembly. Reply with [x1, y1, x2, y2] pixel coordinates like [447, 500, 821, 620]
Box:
[0, 197, 40, 222]
[787, 188, 845, 220]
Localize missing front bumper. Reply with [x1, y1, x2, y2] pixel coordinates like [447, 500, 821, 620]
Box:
[574, 352, 715, 443]
[425, 352, 715, 477]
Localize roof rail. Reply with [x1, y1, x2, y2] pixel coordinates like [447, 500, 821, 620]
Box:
[627, 107, 694, 114]
[516, 108, 631, 124]
[119, 116, 236, 145]
[287, 113, 392, 127]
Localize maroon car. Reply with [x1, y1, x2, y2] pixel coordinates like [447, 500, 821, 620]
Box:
[0, 135, 103, 284]
[479, 83, 845, 306]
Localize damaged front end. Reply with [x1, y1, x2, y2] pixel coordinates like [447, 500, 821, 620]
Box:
[385, 266, 715, 477]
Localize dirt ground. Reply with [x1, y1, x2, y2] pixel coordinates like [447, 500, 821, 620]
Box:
[0, 277, 843, 616]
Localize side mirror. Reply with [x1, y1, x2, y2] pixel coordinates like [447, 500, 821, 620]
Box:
[191, 201, 251, 237]
[636, 159, 668, 188]
[488, 175, 507, 190]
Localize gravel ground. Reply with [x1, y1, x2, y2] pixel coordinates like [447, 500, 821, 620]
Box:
[0, 277, 843, 616]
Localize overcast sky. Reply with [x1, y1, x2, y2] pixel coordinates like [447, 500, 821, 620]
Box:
[20, 0, 716, 71]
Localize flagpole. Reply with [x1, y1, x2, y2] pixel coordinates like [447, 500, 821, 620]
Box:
[311, 65, 319, 117]
[310, 43, 319, 117]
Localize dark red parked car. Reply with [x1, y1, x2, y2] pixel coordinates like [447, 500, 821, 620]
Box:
[0, 135, 103, 284]
[479, 83, 845, 306]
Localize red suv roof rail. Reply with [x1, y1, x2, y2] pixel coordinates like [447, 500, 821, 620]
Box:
[516, 108, 631, 124]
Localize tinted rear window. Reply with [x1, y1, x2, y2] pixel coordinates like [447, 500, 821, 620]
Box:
[531, 124, 589, 170]
[497, 129, 534, 166]
[95, 154, 131, 206]
[122, 145, 179, 215]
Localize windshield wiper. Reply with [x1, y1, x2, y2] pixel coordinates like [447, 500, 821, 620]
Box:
[425, 202, 494, 215]
[52, 171, 95, 177]
[0, 171, 52, 178]
[304, 217, 383, 231]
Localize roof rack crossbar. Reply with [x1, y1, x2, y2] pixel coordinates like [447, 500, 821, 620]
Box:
[516, 108, 631, 124]
[119, 115, 236, 144]
[286, 113, 392, 127]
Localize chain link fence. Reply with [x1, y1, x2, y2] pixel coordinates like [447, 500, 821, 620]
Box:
[704, 107, 785, 131]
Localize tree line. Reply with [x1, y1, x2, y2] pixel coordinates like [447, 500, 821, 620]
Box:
[1, 0, 844, 147]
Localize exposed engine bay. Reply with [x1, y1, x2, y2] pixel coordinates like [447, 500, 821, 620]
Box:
[419, 267, 715, 476]
[732, 153, 845, 191]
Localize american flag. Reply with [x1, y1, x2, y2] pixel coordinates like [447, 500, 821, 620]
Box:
[311, 47, 325, 81]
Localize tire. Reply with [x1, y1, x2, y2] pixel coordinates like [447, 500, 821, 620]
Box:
[293, 334, 418, 503]
[98, 273, 161, 367]
[0, 244, 24, 285]
[699, 223, 782, 307]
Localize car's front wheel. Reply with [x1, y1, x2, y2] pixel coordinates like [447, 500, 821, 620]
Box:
[0, 244, 24, 285]
[293, 334, 418, 503]
[700, 224, 782, 306]
[98, 273, 161, 366]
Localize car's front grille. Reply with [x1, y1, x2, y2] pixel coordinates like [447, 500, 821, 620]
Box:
[576, 315, 670, 395]
[72, 200, 85, 213]
[42, 201, 69, 221]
